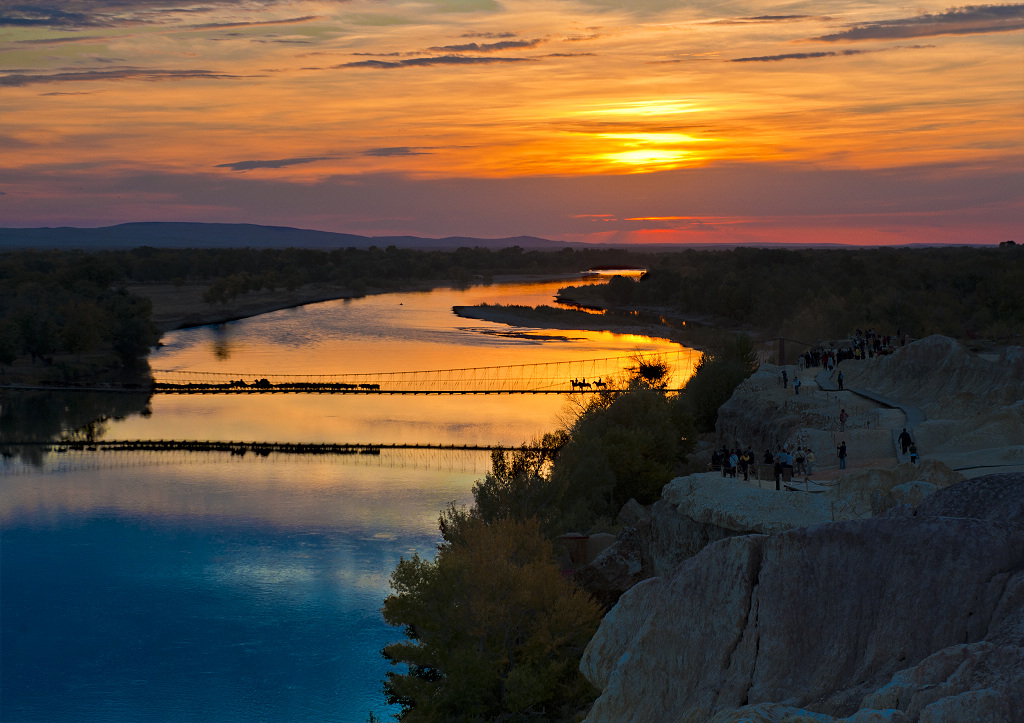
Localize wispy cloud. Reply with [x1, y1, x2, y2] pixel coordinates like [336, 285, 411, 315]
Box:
[215, 157, 334, 171]
[460, 31, 516, 38]
[338, 55, 536, 68]
[732, 45, 935, 62]
[815, 3, 1024, 41]
[0, 2, 326, 29]
[0, 6, 103, 27]
[0, 68, 254, 86]
[363, 147, 432, 157]
[428, 38, 545, 52]
[707, 15, 818, 25]
[186, 16, 320, 31]
[732, 49, 872, 62]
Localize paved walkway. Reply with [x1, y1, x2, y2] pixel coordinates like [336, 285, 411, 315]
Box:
[815, 368, 927, 463]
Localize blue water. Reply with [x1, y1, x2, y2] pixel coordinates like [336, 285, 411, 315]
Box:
[3, 517, 417, 722]
[1, 454, 477, 722]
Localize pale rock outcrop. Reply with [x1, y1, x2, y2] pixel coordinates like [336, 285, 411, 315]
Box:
[859, 641, 1024, 722]
[650, 473, 834, 576]
[828, 459, 963, 515]
[715, 364, 900, 468]
[580, 474, 1024, 723]
[646, 461, 962, 576]
[840, 337, 1024, 469]
[914, 472, 1024, 524]
[717, 337, 1024, 476]
[840, 337, 1024, 418]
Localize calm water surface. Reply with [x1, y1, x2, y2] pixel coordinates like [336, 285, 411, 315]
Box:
[1, 278, 691, 722]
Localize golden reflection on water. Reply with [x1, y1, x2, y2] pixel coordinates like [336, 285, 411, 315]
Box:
[150, 280, 688, 378]
[1, 455, 480, 537]
[108, 393, 572, 446]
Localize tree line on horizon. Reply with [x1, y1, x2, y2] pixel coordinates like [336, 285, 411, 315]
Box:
[562, 245, 1023, 345]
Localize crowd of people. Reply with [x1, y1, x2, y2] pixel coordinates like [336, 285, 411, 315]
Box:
[797, 328, 906, 372]
[710, 443, 818, 490]
[708, 328, 920, 491]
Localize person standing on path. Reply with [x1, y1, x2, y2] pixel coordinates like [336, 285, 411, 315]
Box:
[837, 371, 844, 391]
[838, 441, 847, 469]
[898, 428, 912, 454]
[909, 443, 918, 465]
[782, 369, 788, 388]
[794, 377, 801, 395]
[839, 408, 849, 431]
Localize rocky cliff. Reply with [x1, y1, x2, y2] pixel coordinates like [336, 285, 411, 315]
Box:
[580, 474, 1024, 723]
[715, 336, 1024, 474]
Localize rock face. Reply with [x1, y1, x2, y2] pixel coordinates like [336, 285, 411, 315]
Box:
[716, 337, 1024, 475]
[841, 336, 1024, 418]
[580, 474, 1024, 723]
[841, 337, 1024, 470]
[915, 472, 1024, 525]
[649, 474, 834, 577]
[715, 363, 900, 470]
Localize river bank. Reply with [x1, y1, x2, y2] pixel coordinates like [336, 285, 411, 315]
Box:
[131, 273, 602, 333]
[451, 303, 689, 345]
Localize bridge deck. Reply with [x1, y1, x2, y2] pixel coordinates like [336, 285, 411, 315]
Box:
[7, 440, 551, 455]
[151, 387, 686, 395]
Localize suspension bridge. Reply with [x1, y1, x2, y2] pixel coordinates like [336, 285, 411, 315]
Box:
[151, 349, 700, 395]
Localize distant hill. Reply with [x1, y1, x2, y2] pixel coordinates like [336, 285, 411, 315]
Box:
[1, 222, 985, 252]
[0, 222, 573, 251]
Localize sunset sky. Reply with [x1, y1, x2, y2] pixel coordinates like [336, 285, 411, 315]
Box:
[1, 0, 1022, 245]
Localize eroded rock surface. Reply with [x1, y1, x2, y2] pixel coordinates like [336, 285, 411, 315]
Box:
[581, 474, 1024, 723]
[649, 474, 833, 576]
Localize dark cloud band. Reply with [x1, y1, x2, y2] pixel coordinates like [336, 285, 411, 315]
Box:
[428, 38, 544, 52]
[0, 68, 253, 86]
[815, 3, 1024, 41]
[215, 157, 334, 171]
[339, 55, 535, 68]
[732, 49, 870, 62]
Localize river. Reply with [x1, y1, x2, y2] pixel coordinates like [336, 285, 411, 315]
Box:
[0, 276, 692, 722]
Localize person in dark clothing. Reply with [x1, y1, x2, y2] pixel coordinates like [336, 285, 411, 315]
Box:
[898, 428, 912, 454]
[837, 371, 844, 391]
[838, 441, 847, 469]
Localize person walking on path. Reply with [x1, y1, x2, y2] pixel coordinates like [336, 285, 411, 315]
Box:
[781, 369, 788, 388]
[909, 443, 918, 465]
[793, 377, 801, 395]
[898, 428, 912, 454]
[837, 371, 844, 391]
[838, 441, 847, 469]
[839, 408, 849, 432]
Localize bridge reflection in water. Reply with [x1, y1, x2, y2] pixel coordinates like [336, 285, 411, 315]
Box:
[152, 349, 699, 394]
[1, 442, 500, 476]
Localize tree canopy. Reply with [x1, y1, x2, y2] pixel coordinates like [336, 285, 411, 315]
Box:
[382, 517, 601, 722]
